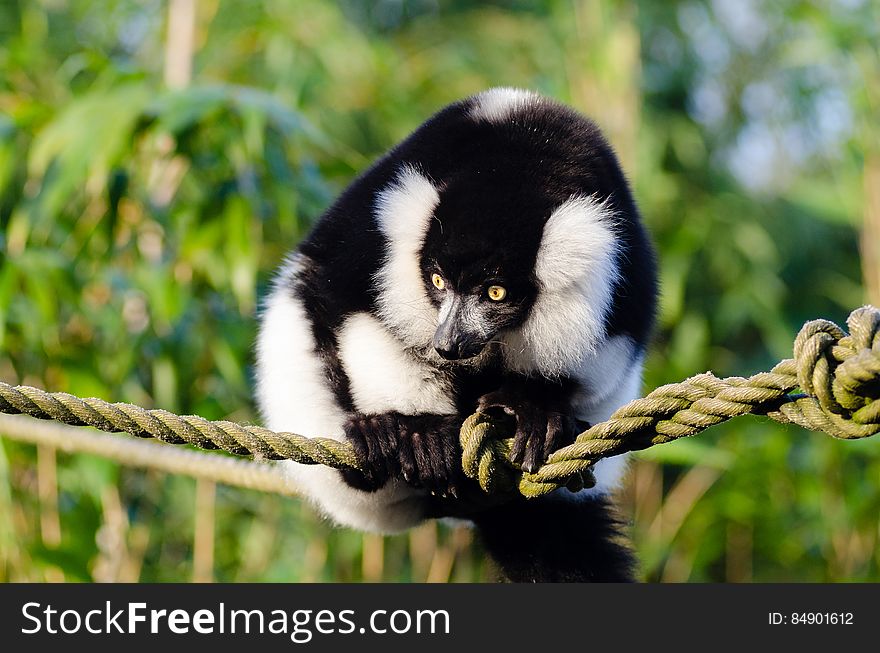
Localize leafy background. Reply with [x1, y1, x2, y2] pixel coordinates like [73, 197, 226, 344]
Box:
[0, 0, 878, 582]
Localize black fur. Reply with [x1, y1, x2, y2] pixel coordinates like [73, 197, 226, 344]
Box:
[472, 495, 637, 582]
[268, 90, 657, 582]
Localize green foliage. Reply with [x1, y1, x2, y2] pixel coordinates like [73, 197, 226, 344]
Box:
[0, 0, 877, 582]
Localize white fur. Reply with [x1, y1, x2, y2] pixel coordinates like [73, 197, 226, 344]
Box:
[373, 165, 441, 348]
[255, 274, 426, 533]
[337, 312, 456, 415]
[469, 87, 541, 123]
[572, 335, 640, 413]
[502, 195, 621, 377]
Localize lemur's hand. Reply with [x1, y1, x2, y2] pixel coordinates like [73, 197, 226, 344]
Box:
[341, 413, 400, 492]
[477, 388, 585, 474]
[341, 413, 464, 497]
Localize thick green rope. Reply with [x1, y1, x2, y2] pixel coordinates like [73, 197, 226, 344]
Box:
[1, 306, 878, 499]
[0, 384, 359, 468]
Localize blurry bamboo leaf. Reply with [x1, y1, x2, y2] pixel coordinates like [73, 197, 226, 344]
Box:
[665, 311, 710, 377]
[0, 440, 17, 580]
[28, 83, 153, 220]
[30, 542, 92, 582]
[151, 357, 178, 414]
[0, 115, 20, 202]
[146, 84, 330, 147]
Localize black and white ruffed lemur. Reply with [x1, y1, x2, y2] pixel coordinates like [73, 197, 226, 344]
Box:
[255, 88, 657, 582]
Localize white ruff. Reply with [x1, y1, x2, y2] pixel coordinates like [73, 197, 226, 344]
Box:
[469, 87, 541, 123]
[373, 165, 441, 348]
[502, 195, 621, 377]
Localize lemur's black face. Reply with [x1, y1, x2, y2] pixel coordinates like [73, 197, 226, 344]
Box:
[419, 180, 547, 360]
[422, 253, 535, 360]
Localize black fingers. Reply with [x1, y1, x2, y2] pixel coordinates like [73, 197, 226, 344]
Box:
[403, 414, 463, 497]
[340, 413, 400, 492]
[513, 405, 552, 474]
[477, 389, 517, 417]
[397, 419, 418, 485]
[510, 406, 541, 473]
[516, 410, 585, 473]
[478, 389, 585, 474]
[340, 412, 464, 496]
[544, 412, 584, 458]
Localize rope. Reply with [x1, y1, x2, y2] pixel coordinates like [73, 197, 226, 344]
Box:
[0, 414, 299, 495]
[0, 383, 358, 468]
[1, 306, 878, 500]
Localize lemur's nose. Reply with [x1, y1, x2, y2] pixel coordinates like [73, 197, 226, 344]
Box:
[434, 342, 461, 360]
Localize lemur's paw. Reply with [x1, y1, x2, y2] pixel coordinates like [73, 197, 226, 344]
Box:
[341, 413, 401, 492]
[341, 413, 464, 496]
[478, 390, 584, 474]
[396, 414, 464, 498]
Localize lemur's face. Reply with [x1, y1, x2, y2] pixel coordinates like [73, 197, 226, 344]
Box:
[419, 184, 546, 361]
[422, 255, 535, 360]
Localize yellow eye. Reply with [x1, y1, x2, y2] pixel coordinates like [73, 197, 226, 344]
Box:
[487, 285, 507, 301]
[431, 273, 445, 290]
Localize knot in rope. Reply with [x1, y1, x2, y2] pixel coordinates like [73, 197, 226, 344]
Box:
[789, 306, 880, 437]
[458, 413, 515, 494]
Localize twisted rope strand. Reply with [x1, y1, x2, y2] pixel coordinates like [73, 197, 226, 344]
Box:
[0, 383, 358, 469]
[1, 306, 878, 499]
[460, 306, 879, 496]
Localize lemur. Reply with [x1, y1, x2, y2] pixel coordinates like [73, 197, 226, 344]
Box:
[255, 88, 657, 582]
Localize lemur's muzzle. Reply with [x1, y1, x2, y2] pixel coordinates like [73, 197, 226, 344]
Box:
[433, 295, 488, 360]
